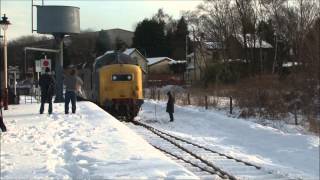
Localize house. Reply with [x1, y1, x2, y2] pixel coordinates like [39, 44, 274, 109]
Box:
[147, 57, 185, 86]
[187, 34, 273, 82]
[226, 34, 273, 67]
[147, 57, 174, 74]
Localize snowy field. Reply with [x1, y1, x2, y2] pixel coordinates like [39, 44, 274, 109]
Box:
[135, 100, 320, 180]
[0, 102, 196, 179]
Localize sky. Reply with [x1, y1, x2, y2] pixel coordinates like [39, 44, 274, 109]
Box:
[0, 0, 202, 41]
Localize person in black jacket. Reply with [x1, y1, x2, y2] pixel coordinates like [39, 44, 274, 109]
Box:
[39, 67, 55, 114]
[166, 91, 175, 122]
[0, 97, 7, 132]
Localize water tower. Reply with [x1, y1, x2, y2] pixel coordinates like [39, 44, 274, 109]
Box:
[35, 5, 80, 102]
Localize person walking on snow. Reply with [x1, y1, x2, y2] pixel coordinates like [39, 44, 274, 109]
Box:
[39, 67, 55, 114]
[64, 69, 83, 114]
[166, 91, 175, 122]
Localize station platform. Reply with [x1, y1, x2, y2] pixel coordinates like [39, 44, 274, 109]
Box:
[0, 101, 197, 179]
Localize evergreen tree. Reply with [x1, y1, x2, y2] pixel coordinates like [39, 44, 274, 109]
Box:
[165, 29, 175, 58]
[172, 17, 189, 60]
[132, 19, 167, 57]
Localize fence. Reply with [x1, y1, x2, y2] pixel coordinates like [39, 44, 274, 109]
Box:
[16, 86, 41, 104]
[144, 88, 234, 114]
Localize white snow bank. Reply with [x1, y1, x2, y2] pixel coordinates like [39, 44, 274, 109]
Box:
[137, 100, 320, 179]
[0, 102, 197, 179]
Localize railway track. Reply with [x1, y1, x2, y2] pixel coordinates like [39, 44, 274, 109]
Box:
[129, 121, 292, 180]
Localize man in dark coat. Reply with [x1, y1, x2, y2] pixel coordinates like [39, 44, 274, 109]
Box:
[0, 97, 7, 132]
[39, 67, 55, 114]
[166, 91, 175, 122]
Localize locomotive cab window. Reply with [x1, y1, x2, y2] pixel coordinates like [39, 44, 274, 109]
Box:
[112, 74, 133, 81]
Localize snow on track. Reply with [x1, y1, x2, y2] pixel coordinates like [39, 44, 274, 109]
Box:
[135, 100, 319, 180]
[0, 102, 197, 179]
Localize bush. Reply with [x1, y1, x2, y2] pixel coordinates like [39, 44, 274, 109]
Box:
[204, 61, 249, 85]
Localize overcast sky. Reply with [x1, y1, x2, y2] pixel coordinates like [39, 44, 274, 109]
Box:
[0, 0, 201, 40]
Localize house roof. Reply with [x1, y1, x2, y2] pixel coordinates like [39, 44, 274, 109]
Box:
[168, 60, 187, 65]
[235, 34, 272, 48]
[147, 57, 174, 66]
[104, 28, 133, 33]
[282, 62, 301, 67]
[103, 49, 133, 56]
[187, 53, 194, 58]
[205, 42, 222, 49]
[201, 34, 273, 50]
[123, 48, 135, 55]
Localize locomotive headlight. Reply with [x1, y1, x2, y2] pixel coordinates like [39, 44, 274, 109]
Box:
[112, 75, 117, 80]
[127, 75, 132, 80]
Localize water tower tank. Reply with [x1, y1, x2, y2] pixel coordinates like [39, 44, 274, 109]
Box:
[37, 6, 80, 34]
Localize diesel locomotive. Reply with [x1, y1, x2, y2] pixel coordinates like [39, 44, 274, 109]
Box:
[92, 51, 144, 120]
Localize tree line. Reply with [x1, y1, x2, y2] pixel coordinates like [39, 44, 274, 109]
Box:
[184, 0, 319, 80]
[132, 9, 191, 60]
[180, 0, 319, 131]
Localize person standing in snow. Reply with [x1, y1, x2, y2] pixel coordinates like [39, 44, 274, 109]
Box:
[64, 69, 83, 114]
[166, 91, 175, 122]
[0, 97, 7, 132]
[39, 67, 55, 114]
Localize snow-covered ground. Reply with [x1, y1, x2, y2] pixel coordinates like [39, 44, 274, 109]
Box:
[136, 100, 320, 180]
[0, 102, 197, 179]
[1, 98, 318, 179]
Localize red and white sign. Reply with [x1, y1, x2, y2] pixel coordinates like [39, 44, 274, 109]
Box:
[40, 57, 51, 74]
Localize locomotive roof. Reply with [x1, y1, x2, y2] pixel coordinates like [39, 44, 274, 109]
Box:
[93, 51, 136, 70]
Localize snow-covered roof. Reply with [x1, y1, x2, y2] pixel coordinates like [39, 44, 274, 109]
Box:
[205, 41, 223, 49]
[187, 53, 194, 58]
[103, 48, 135, 56]
[122, 48, 135, 55]
[168, 60, 187, 65]
[201, 34, 272, 50]
[147, 57, 174, 66]
[187, 64, 195, 69]
[235, 34, 273, 48]
[282, 62, 302, 67]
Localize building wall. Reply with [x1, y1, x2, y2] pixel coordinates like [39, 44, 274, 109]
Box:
[149, 60, 172, 74]
[129, 51, 148, 86]
[130, 52, 147, 73]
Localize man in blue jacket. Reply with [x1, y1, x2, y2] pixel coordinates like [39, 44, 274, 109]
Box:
[64, 69, 83, 114]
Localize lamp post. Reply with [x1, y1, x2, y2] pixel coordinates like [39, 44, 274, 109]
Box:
[0, 14, 11, 110]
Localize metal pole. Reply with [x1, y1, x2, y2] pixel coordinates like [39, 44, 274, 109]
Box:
[192, 28, 196, 82]
[54, 36, 64, 102]
[13, 71, 16, 95]
[31, 0, 33, 33]
[185, 34, 188, 61]
[24, 49, 26, 76]
[3, 28, 8, 110]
